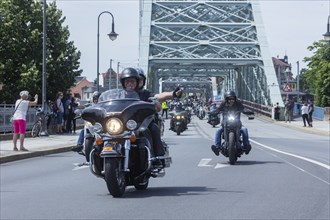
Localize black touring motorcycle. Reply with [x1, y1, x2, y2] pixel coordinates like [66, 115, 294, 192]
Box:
[219, 110, 254, 165]
[81, 89, 172, 197]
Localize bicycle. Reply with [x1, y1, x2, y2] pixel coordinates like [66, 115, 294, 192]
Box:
[31, 108, 51, 137]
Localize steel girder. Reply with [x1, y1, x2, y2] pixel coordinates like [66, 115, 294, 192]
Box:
[139, 0, 282, 106]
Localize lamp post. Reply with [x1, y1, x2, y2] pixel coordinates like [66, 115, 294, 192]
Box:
[323, 15, 330, 44]
[96, 11, 118, 92]
[296, 61, 300, 103]
[109, 59, 113, 90]
[116, 61, 120, 89]
[40, 0, 48, 136]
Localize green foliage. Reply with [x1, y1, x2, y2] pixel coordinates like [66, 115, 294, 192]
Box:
[302, 41, 330, 107]
[0, 0, 82, 104]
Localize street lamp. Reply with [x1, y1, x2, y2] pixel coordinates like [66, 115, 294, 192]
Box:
[323, 15, 330, 43]
[40, 0, 48, 136]
[96, 11, 118, 92]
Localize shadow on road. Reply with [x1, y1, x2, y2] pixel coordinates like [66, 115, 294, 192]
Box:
[121, 186, 243, 198]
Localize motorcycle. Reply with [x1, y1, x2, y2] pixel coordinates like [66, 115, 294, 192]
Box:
[169, 109, 187, 135]
[219, 110, 254, 165]
[207, 111, 220, 128]
[197, 105, 205, 120]
[74, 103, 96, 163]
[81, 89, 172, 197]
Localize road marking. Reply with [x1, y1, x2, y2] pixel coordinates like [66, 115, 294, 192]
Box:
[198, 158, 213, 167]
[250, 139, 330, 170]
[72, 163, 90, 171]
[214, 163, 230, 169]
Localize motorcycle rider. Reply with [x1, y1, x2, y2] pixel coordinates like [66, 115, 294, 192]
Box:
[71, 91, 101, 152]
[210, 91, 252, 156]
[120, 67, 165, 165]
[207, 102, 217, 123]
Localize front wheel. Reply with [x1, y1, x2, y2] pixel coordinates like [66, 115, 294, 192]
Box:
[104, 158, 126, 197]
[228, 132, 237, 165]
[84, 138, 94, 162]
[31, 122, 41, 137]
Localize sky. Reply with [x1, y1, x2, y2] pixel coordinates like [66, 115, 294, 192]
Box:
[53, 0, 330, 82]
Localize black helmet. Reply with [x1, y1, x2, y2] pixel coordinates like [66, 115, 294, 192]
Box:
[224, 91, 237, 101]
[136, 68, 146, 87]
[92, 91, 101, 99]
[120, 67, 139, 89]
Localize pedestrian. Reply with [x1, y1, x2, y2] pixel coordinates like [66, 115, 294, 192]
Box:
[55, 92, 64, 134]
[12, 91, 38, 151]
[65, 94, 73, 133]
[284, 99, 292, 123]
[308, 102, 314, 127]
[69, 97, 78, 134]
[162, 101, 169, 119]
[301, 102, 309, 127]
[274, 102, 280, 120]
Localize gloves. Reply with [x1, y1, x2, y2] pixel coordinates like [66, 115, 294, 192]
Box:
[172, 87, 182, 98]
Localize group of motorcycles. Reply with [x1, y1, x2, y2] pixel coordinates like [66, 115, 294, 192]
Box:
[74, 92, 254, 197]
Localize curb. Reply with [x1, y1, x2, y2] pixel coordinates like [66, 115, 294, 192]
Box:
[0, 145, 74, 164]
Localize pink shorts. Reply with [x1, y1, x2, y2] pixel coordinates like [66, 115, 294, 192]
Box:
[13, 120, 26, 134]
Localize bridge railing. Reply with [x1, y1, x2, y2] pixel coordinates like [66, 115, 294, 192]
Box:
[241, 100, 272, 118]
[0, 104, 84, 134]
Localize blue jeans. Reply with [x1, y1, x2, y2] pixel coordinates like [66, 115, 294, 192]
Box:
[77, 129, 84, 145]
[215, 126, 250, 148]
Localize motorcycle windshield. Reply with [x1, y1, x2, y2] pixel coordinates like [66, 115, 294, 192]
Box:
[98, 89, 140, 102]
[82, 89, 156, 126]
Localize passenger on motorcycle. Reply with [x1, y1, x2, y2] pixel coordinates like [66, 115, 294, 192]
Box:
[72, 91, 101, 153]
[120, 68, 165, 165]
[210, 91, 252, 156]
[136, 68, 182, 101]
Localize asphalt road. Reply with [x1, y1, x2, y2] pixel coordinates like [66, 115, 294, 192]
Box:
[1, 115, 329, 220]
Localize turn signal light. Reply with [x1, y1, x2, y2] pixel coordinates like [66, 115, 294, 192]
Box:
[130, 135, 136, 143]
[96, 138, 103, 145]
[103, 147, 113, 151]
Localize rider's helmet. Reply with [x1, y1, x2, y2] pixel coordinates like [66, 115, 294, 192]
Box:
[224, 91, 237, 102]
[120, 67, 139, 89]
[136, 68, 146, 88]
[92, 91, 101, 103]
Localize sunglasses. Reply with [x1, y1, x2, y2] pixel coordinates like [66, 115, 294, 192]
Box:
[228, 98, 235, 101]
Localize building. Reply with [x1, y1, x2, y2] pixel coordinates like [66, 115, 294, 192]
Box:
[70, 76, 95, 101]
[272, 55, 311, 103]
[102, 68, 122, 90]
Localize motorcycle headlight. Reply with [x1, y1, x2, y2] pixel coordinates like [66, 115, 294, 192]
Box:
[126, 120, 137, 131]
[93, 122, 103, 133]
[106, 118, 123, 135]
[85, 121, 93, 129]
[228, 115, 235, 121]
[176, 116, 181, 119]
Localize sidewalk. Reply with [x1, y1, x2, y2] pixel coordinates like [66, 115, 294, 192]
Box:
[256, 114, 329, 136]
[0, 132, 79, 164]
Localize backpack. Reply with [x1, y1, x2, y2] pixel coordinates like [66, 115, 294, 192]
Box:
[52, 101, 58, 113]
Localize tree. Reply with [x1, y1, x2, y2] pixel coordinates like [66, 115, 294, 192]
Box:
[0, 0, 82, 104]
[302, 41, 330, 107]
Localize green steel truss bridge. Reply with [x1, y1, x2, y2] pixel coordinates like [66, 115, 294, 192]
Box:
[139, 0, 282, 106]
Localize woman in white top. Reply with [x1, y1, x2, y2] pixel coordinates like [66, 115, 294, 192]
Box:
[13, 90, 38, 151]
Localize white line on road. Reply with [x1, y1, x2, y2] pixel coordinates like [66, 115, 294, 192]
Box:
[214, 163, 230, 169]
[198, 158, 213, 167]
[250, 139, 330, 170]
